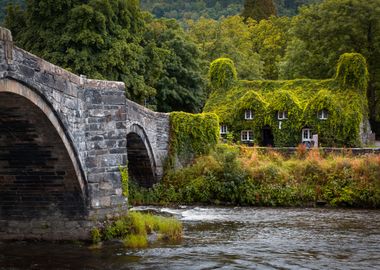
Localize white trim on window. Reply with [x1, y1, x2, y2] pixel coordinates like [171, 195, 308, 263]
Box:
[220, 125, 228, 135]
[318, 109, 328, 120]
[277, 111, 288, 120]
[302, 128, 312, 142]
[241, 130, 254, 142]
[245, 110, 253, 120]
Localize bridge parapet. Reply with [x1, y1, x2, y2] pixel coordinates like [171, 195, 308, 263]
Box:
[0, 27, 171, 239]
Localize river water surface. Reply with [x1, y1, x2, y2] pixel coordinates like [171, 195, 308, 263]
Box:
[1, 207, 379, 269]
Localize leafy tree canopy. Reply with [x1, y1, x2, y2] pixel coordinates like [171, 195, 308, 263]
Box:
[5, 0, 205, 113]
[187, 15, 262, 81]
[241, 0, 277, 21]
[139, 0, 321, 21]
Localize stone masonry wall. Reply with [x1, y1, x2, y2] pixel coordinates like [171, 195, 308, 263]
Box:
[0, 27, 171, 239]
[126, 100, 170, 181]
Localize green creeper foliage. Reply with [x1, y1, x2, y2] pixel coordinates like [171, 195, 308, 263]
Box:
[280, 0, 380, 131]
[204, 56, 368, 147]
[335, 53, 369, 93]
[169, 112, 219, 166]
[209, 58, 238, 91]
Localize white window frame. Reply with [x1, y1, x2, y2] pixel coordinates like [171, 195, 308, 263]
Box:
[220, 125, 228, 135]
[241, 130, 254, 142]
[245, 109, 253, 120]
[318, 109, 328, 120]
[277, 111, 288, 120]
[302, 128, 312, 142]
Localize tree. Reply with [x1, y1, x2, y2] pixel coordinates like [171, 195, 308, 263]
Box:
[241, 0, 277, 21]
[187, 15, 262, 81]
[280, 0, 380, 135]
[250, 16, 291, 79]
[143, 17, 206, 112]
[5, 0, 155, 103]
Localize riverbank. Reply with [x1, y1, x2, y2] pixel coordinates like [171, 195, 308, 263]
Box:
[130, 144, 380, 208]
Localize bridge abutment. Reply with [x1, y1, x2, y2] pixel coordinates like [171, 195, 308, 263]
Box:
[0, 27, 171, 240]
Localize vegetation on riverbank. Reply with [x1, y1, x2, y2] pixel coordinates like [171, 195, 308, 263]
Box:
[129, 144, 380, 208]
[91, 212, 182, 248]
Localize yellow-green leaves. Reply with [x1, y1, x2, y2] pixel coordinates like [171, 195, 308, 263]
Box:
[209, 58, 237, 91]
[336, 53, 369, 93]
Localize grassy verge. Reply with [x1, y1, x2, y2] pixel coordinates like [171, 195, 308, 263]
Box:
[129, 144, 380, 208]
[91, 212, 182, 248]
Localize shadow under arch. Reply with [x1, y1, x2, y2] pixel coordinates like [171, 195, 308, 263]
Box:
[126, 124, 156, 188]
[0, 79, 87, 219]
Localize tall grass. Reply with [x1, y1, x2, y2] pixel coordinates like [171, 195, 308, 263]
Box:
[130, 144, 380, 208]
[92, 212, 183, 248]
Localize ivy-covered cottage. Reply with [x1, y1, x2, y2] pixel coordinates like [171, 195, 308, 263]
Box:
[204, 53, 374, 147]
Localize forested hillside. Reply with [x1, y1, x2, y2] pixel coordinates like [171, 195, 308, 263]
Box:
[140, 0, 321, 20]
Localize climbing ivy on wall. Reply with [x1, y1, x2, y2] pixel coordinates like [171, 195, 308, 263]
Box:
[209, 57, 238, 91]
[335, 53, 369, 93]
[169, 112, 219, 167]
[204, 54, 369, 147]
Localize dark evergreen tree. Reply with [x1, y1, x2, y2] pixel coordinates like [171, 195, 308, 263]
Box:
[241, 0, 277, 21]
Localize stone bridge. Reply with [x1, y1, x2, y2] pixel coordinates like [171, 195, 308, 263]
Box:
[0, 27, 170, 240]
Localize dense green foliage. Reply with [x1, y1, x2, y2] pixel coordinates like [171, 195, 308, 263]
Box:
[335, 53, 369, 94]
[209, 58, 237, 90]
[143, 17, 206, 112]
[130, 144, 380, 208]
[169, 112, 219, 166]
[4, 0, 205, 112]
[280, 0, 380, 133]
[91, 212, 182, 247]
[250, 16, 291, 79]
[0, 0, 24, 23]
[241, 0, 277, 21]
[204, 55, 368, 147]
[187, 16, 262, 81]
[139, 0, 320, 21]
[141, 0, 244, 21]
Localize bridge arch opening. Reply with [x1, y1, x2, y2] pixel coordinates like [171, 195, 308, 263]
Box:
[0, 89, 86, 220]
[126, 125, 156, 188]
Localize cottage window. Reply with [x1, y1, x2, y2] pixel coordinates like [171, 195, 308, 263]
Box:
[302, 128, 312, 142]
[220, 125, 228, 135]
[241, 130, 254, 142]
[278, 111, 288, 120]
[245, 110, 253, 120]
[318, 109, 328, 120]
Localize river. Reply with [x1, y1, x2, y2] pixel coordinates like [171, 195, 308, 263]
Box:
[1, 207, 379, 269]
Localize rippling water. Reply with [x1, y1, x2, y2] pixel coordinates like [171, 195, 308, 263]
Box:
[1, 207, 379, 269]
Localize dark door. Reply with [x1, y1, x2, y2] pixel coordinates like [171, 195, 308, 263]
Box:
[262, 126, 274, 147]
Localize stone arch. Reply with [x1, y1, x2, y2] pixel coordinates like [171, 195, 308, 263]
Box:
[0, 79, 87, 219]
[126, 123, 157, 188]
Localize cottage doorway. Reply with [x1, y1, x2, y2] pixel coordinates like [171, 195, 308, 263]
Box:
[262, 126, 274, 147]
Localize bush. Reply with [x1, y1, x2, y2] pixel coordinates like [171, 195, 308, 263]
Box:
[129, 144, 380, 208]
